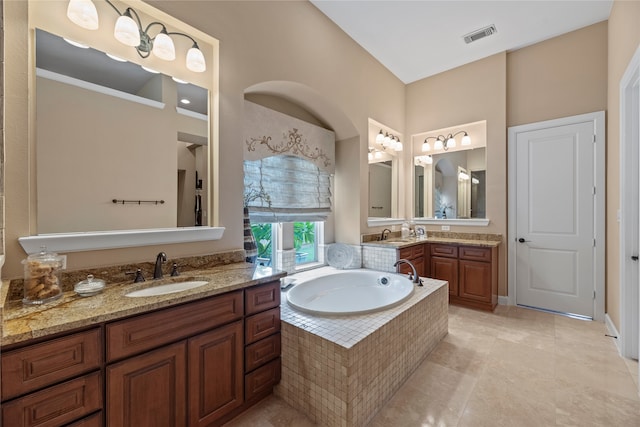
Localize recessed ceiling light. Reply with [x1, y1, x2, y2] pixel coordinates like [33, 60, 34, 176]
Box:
[180, 98, 191, 105]
[63, 38, 89, 49]
[106, 53, 127, 62]
[141, 65, 160, 74]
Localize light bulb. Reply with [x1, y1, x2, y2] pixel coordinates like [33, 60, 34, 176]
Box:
[152, 32, 176, 61]
[434, 139, 443, 150]
[186, 46, 206, 72]
[67, 0, 99, 30]
[422, 141, 431, 152]
[447, 137, 456, 148]
[461, 134, 471, 146]
[394, 140, 403, 152]
[374, 151, 382, 159]
[426, 155, 433, 164]
[383, 133, 391, 146]
[376, 130, 385, 143]
[114, 14, 140, 47]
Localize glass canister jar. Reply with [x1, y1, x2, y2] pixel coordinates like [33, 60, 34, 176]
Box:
[22, 247, 63, 305]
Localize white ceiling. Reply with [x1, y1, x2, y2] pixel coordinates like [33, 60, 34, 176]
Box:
[310, 0, 613, 83]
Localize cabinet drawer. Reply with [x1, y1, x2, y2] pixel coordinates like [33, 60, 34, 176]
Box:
[106, 291, 242, 362]
[431, 244, 458, 258]
[399, 244, 425, 260]
[245, 308, 281, 345]
[1, 328, 102, 400]
[245, 358, 281, 402]
[459, 246, 492, 262]
[245, 333, 281, 373]
[2, 372, 102, 427]
[245, 281, 281, 316]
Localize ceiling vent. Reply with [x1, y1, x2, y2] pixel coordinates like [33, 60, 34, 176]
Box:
[463, 25, 497, 44]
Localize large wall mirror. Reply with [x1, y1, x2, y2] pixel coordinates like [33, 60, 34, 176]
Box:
[368, 119, 402, 222]
[20, 21, 222, 253]
[36, 29, 209, 232]
[412, 121, 487, 222]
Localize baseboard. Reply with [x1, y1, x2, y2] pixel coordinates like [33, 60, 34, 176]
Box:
[605, 313, 622, 355]
[498, 295, 510, 306]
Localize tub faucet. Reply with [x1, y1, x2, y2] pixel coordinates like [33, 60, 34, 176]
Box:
[380, 228, 392, 241]
[153, 252, 167, 279]
[394, 259, 421, 285]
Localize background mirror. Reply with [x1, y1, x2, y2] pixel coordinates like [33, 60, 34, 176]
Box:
[413, 121, 486, 219]
[414, 149, 486, 218]
[368, 119, 401, 219]
[35, 29, 209, 233]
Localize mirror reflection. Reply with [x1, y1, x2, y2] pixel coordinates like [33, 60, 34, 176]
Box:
[368, 119, 401, 218]
[35, 29, 209, 233]
[413, 121, 486, 219]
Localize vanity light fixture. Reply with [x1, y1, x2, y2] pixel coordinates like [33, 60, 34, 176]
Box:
[376, 130, 385, 143]
[66, 0, 207, 73]
[393, 136, 403, 151]
[458, 171, 470, 181]
[423, 131, 470, 152]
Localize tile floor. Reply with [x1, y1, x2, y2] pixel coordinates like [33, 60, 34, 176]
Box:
[225, 304, 640, 427]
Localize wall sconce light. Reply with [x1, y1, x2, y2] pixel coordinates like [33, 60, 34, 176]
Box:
[66, 0, 207, 72]
[375, 129, 403, 152]
[423, 131, 470, 152]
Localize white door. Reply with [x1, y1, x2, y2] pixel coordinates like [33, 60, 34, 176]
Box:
[513, 120, 597, 318]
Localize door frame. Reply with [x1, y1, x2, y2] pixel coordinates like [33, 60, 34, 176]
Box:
[507, 111, 605, 321]
[619, 44, 640, 359]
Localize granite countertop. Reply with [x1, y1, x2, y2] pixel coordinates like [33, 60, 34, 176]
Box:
[1, 262, 286, 346]
[361, 232, 502, 249]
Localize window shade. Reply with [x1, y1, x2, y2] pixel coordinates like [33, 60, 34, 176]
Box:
[244, 155, 332, 223]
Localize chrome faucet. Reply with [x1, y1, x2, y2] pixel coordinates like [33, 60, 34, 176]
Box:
[153, 252, 167, 279]
[394, 259, 421, 285]
[380, 228, 392, 241]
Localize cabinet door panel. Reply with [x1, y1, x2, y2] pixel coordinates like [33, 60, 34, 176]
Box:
[245, 282, 281, 315]
[2, 328, 102, 400]
[188, 321, 243, 427]
[66, 411, 103, 427]
[2, 372, 101, 427]
[107, 341, 187, 427]
[431, 256, 458, 295]
[459, 260, 492, 302]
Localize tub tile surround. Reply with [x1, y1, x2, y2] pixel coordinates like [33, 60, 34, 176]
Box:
[276, 267, 449, 426]
[1, 251, 285, 345]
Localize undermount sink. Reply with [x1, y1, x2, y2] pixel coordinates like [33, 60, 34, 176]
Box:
[125, 280, 209, 298]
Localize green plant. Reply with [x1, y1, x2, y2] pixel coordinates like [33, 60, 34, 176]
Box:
[294, 222, 315, 250]
[251, 223, 273, 258]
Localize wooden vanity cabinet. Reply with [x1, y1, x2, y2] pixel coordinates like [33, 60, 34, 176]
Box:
[430, 248, 459, 296]
[430, 243, 498, 311]
[106, 291, 245, 427]
[2, 279, 282, 427]
[243, 282, 281, 404]
[398, 244, 427, 278]
[1, 328, 103, 427]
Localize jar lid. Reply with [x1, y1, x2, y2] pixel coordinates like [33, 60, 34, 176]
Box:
[74, 274, 105, 297]
[22, 246, 63, 264]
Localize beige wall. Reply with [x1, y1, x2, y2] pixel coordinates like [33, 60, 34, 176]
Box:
[606, 0, 640, 330]
[406, 53, 508, 295]
[507, 22, 608, 127]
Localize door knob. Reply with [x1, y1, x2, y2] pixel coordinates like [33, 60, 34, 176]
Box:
[632, 255, 639, 261]
[518, 238, 530, 243]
